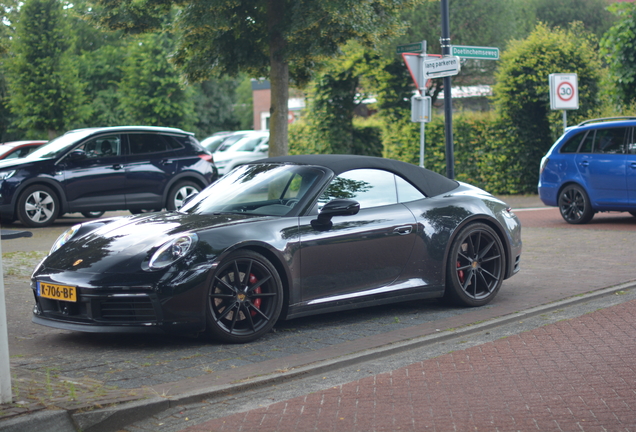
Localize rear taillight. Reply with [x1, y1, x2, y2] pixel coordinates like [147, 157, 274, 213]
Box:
[539, 156, 549, 174]
[199, 153, 214, 163]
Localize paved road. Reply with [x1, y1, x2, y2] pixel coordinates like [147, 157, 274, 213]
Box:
[1, 200, 635, 431]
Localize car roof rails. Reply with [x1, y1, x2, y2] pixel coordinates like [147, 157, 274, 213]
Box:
[576, 116, 636, 126]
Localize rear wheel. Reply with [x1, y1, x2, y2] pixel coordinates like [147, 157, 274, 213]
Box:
[167, 181, 200, 211]
[206, 250, 283, 343]
[17, 185, 59, 227]
[444, 223, 504, 307]
[558, 184, 594, 224]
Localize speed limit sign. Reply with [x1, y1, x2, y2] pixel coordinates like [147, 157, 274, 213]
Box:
[550, 73, 578, 110]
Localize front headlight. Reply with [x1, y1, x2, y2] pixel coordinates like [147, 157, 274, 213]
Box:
[50, 224, 82, 254]
[0, 170, 16, 181]
[148, 233, 198, 270]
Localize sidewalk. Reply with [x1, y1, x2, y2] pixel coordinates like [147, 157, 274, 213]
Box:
[183, 295, 636, 432]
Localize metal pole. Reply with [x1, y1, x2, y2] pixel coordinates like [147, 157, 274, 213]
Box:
[440, 0, 454, 179]
[420, 40, 427, 168]
[0, 237, 12, 403]
[563, 110, 567, 133]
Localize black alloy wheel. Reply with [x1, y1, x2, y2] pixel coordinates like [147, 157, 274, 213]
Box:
[444, 223, 504, 307]
[167, 181, 200, 211]
[17, 185, 59, 228]
[558, 184, 594, 224]
[206, 250, 283, 343]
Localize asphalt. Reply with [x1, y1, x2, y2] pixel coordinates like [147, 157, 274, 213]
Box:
[1, 196, 635, 432]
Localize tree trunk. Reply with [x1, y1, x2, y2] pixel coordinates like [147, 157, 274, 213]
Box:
[268, 0, 289, 157]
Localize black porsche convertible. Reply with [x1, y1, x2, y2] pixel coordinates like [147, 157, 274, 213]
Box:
[31, 155, 522, 343]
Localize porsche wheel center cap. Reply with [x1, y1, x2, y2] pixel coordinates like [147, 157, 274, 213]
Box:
[237, 293, 246, 302]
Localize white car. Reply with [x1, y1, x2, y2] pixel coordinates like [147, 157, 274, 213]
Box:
[214, 131, 269, 175]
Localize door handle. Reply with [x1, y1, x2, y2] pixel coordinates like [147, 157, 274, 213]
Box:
[394, 225, 413, 235]
[631, 162, 636, 169]
[112, 164, 123, 170]
[160, 159, 173, 165]
[579, 160, 589, 168]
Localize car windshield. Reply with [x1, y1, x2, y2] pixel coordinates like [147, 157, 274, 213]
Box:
[26, 129, 96, 160]
[180, 164, 323, 216]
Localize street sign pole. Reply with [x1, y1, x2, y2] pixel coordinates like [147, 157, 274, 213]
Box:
[0, 238, 12, 404]
[419, 41, 427, 168]
[441, 0, 454, 179]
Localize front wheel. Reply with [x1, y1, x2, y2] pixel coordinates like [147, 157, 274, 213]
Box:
[17, 185, 59, 228]
[167, 181, 201, 211]
[558, 184, 594, 224]
[206, 250, 283, 343]
[444, 223, 505, 307]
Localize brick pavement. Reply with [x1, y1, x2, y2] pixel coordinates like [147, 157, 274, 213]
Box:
[184, 299, 636, 432]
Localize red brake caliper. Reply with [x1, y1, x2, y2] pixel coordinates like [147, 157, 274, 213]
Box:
[249, 274, 262, 316]
[457, 261, 465, 284]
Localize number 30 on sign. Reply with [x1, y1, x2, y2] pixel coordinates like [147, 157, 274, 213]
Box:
[549, 73, 578, 110]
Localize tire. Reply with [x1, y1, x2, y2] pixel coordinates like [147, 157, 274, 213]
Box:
[558, 184, 594, 224]
[444, 223, 505, 307]
[81, 211, 105, 218]
[206, 250, 283, 343]
[167, 181, 201, 211]
[17, 185, 60, 228]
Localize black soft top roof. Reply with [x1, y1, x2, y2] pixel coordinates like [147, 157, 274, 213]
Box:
[258, 154, 459, 197]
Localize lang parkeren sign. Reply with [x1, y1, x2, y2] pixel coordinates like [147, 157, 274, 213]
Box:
[424, 56, 461, 78]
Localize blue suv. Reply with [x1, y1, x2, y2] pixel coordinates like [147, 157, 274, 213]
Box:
[538, 117, 636, 224]
[0, 126, 218, 227]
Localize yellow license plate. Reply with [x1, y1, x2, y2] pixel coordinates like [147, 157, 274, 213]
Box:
[38, 282, 77, 302]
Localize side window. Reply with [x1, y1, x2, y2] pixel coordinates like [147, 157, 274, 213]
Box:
[579, 131, 594, 153]
[628, 128, 636, 155]
[559, 131, 586, 153]
[77, 135, 121, 158]
[593, 128, 627, 154]
[128, 134, 181, 155]
[318, 169, 398, 209]
[396, 176, 425, 202]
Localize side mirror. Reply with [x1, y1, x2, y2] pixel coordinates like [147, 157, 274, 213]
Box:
[68, 149, 87, 161]
[256, 143, 269, 153]
[311, 199, 360, 230]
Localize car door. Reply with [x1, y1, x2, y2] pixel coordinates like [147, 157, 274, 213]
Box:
[627, 128, 636, 207]
[61, 134, 127, 211]
[124, 133, 180, 209]
[298, 168, 418, 303]
[575, 127, 629, 207]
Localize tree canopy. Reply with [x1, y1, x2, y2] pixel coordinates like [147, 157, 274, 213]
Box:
[87, 0, 415, 156]
[601, 2, 636, 107]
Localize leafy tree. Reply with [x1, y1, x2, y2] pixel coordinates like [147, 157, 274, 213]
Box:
[6, 0, 87, 138]
[117, 32, 195, 129]
[86, 0, 414, 156]
[492, 23, 602, 192]
[600, 2, 636, 107]
[192, 77, 243, 138]
[528, 0, 616, 40]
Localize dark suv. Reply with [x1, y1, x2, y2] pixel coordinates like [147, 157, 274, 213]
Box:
[538, 117, 636, 224]
[0, 126, 218, 227]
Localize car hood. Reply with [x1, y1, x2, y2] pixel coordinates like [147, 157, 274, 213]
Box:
[0, 157, 41, 170]
[43, 211, 273, 274]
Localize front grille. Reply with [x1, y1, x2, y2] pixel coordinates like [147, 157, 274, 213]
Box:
[99, 296, 157, 322]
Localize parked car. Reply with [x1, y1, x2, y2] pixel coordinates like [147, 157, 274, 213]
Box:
[214, 130, 258, 153]
[214, 131, 269, 176]
[0, 140, 47, 160]
[32, 155, 522, 343]
[0, 126, 217, 227]
[538, 116, 636, 224]
[199, 132, 232, 153]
